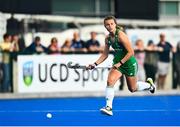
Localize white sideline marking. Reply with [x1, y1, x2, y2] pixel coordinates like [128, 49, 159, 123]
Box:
[0, 109, 180, 113]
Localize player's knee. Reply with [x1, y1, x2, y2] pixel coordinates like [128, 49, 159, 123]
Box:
[128, 87, 137, 93]
[107, 80, 115, 87]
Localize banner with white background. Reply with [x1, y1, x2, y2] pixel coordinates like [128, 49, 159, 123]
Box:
[17, 54, 117, 93]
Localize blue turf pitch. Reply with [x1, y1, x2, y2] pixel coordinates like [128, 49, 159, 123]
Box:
[0, 95, 180, 126]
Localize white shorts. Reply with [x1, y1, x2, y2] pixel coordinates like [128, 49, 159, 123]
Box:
[157, 62, 170, 76]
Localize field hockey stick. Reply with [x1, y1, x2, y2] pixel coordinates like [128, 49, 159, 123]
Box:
[67, 61, 86, 69]
[67, 61, 111, 69]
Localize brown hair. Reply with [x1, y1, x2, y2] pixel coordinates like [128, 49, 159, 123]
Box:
[104, 15, 124, 31]
[51, 37, 58, 43]
[104, 15, 117, 25]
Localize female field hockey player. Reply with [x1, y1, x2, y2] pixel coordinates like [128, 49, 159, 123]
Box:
[86, 16, 156, 116]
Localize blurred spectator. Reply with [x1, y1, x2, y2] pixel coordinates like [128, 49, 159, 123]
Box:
[0, 33, 13, 92]
[16, 34, 26, 52]
[157, 33, 174, 89]
[71, 32, 87, 52]
[173, 41, 180, 89]
[134, 39, 146, 81]
[25, 36, 48, 54]
[11, 35, 20, 52]
[61, 38, 72, 53]
[0, 34, 13, 51]
[119, 75, 125, 91]
[144, 40, 158, 82]
[10, 34, 26, 61]
[48, 37, 59, 54]
[86, 32, 101, 52]
[11, 34, 20, 61]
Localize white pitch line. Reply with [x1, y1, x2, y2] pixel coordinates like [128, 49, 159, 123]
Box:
[0, 109, 180, 113]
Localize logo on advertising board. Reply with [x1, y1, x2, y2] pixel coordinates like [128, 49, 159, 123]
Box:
[23, 61, 33, 86]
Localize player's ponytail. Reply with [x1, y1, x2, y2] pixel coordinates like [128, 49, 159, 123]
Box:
[116, 25, 124, 32]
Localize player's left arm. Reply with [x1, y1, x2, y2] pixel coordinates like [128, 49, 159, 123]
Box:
[113, 31, 134, 68]
[119, 31, 134, 63]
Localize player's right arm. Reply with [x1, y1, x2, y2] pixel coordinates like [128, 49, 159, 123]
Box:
[94, 36, 110, 65]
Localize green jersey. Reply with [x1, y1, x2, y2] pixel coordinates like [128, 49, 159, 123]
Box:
[107, 28, 138, 76]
